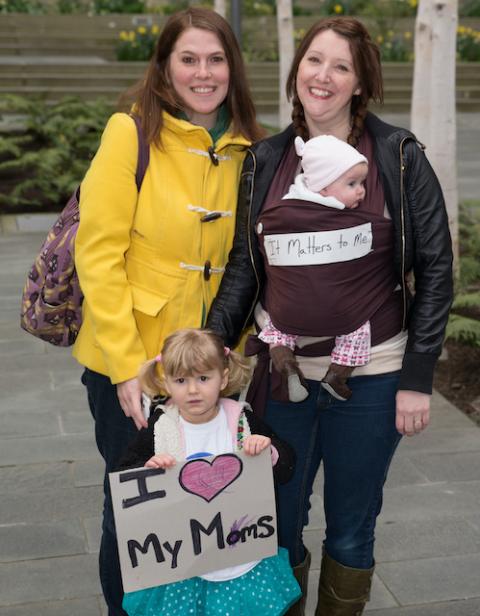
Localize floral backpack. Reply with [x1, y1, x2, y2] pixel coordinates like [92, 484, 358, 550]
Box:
[20, 114, 150, 346]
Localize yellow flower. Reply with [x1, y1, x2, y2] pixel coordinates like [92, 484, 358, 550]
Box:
[137, 26, 147, 35]
[119, 30, 128, 41]
[387, 30, 394, 39]
[404, 31, 412, 40]
[409, 0, 417, 7]
[151, 24, 159, 35]
[129, 31, 136, 41]
[333, 4, 343, 14]
[457, 26, 466, 34]
[376, 35, 384, 44]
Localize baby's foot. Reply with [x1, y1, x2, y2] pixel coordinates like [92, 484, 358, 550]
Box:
[270, 345, 309, 402]
[321, 363, 354, 401]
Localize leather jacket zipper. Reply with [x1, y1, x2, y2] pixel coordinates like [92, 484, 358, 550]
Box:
[399, 137, 409, 330]
[241, 148, 261, 333]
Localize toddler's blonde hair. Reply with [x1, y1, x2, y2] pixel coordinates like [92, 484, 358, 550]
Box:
[139, 328, 251, 397]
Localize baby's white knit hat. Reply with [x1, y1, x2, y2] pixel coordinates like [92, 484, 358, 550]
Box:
[295, 135, 368, 192]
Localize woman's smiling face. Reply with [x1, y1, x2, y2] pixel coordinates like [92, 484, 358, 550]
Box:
[168, 27, 230, 129]
[296, 29, 361, 135]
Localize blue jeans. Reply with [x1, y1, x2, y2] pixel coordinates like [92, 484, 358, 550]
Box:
[82, 368, 138, 616]
[264, 372, 402, 570]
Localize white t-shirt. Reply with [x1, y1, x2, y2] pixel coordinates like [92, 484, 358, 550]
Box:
[180, 405, 259, 582]
[180, 405, 233, 459]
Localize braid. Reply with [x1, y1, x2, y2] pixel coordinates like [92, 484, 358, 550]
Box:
[348, 100, 368, 148]
[291, 95, 309, 141]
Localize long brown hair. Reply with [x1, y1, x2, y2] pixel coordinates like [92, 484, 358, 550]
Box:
[121, 7, 263, 145]
[286, 17, 384, 147]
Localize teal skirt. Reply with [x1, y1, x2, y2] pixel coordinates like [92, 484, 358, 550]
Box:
[123, 547, 301, 616]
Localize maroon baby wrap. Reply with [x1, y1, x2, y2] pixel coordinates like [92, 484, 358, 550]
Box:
[257, 198, 397, 337]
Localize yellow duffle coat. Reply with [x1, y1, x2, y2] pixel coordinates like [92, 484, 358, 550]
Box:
[73, 111, 250, 383]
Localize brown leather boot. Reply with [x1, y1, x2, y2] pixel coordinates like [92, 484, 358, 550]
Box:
[315, 552, 374, 616]
[321, 363, 355, 401]
[285, 550, 311, 616]
[269, 345, 309, 402]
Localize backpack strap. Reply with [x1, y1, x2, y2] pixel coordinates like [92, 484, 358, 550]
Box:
[129, 112, 150, 191]
[76, 113, 149, 202]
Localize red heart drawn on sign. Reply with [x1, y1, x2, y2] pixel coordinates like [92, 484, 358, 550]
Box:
[179, 454, 243, 502]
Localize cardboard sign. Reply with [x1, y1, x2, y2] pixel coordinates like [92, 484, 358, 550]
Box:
[264, 222, 373, 266]
[109, 450, 277, 592]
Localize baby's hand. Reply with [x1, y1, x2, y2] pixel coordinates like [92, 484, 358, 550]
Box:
[145, 454, 176, 469]
[243, 435, 271, 456]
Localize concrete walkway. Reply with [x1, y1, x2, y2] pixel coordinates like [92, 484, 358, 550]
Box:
[1, 110, 480, 615]
[1, 234, 480, 616]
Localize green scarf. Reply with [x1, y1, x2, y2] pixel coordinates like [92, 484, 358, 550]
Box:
[177, 104, 230, 145]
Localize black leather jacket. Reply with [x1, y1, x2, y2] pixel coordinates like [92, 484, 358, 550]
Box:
[207, 113, 453, 394]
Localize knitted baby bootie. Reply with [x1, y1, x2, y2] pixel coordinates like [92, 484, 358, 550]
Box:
[270, 345, 309, 403]
[321, 363, 355, 401]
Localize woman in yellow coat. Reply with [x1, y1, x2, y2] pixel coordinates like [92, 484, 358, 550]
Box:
[72, 8, 263, 614]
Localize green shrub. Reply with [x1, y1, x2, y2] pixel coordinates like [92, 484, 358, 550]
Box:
[446, 200, 480, 347]
[56, 0, 88, 13]
[457, 26, 480, 61]
[293, 4, 312, 16]
[0, 95, 113, 212]
[376, 0, 417, 17]
[116, 24, 159, 61]
[241, 0, 274, 16]
[242, 23, 279, 62]
[160, 0, 308, 17]
[161, 0, 189, 15]
[447, 309, 480, 346]
[375, 29, 413, 62]
[93, 0, 145, 14]
[0, 0, 46, 13]
[321, 0, 370, 15]
[457, 201, 480, 288]
[320, 0, 416, 16]
[460, 0, 480, 17]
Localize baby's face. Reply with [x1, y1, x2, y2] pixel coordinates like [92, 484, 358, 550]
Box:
[321, 162, 368, 209]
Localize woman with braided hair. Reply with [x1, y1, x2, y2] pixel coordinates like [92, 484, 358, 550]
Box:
[206, 17, 453, 616]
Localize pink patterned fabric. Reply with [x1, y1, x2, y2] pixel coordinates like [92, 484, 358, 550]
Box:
[331, 321, 371, 367]
[259, 315, 298, 350]
[259, 314, 371, 366]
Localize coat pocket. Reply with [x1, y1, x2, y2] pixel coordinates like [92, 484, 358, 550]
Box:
[130, 283, 169, 317]
[131, 283, 170, 357]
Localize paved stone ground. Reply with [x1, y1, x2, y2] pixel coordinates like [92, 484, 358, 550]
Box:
[1, 111, 480, 615]
[2, 237, 480, 616]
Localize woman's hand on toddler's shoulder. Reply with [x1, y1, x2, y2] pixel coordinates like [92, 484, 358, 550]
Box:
[145, 454, 177, 469]
[243, 434, 271, 456]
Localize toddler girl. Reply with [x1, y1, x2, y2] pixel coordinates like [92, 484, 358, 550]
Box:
[119, 328, 300, 616]
[258, 134, 371, 403]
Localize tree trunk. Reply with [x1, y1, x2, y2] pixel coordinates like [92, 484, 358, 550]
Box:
[430, 1, 458, 263]
[411, 0, 432, 142]
[276, 0, 294, 129]
[411, 0, 459, 265]
[213, 0, 227, 18]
